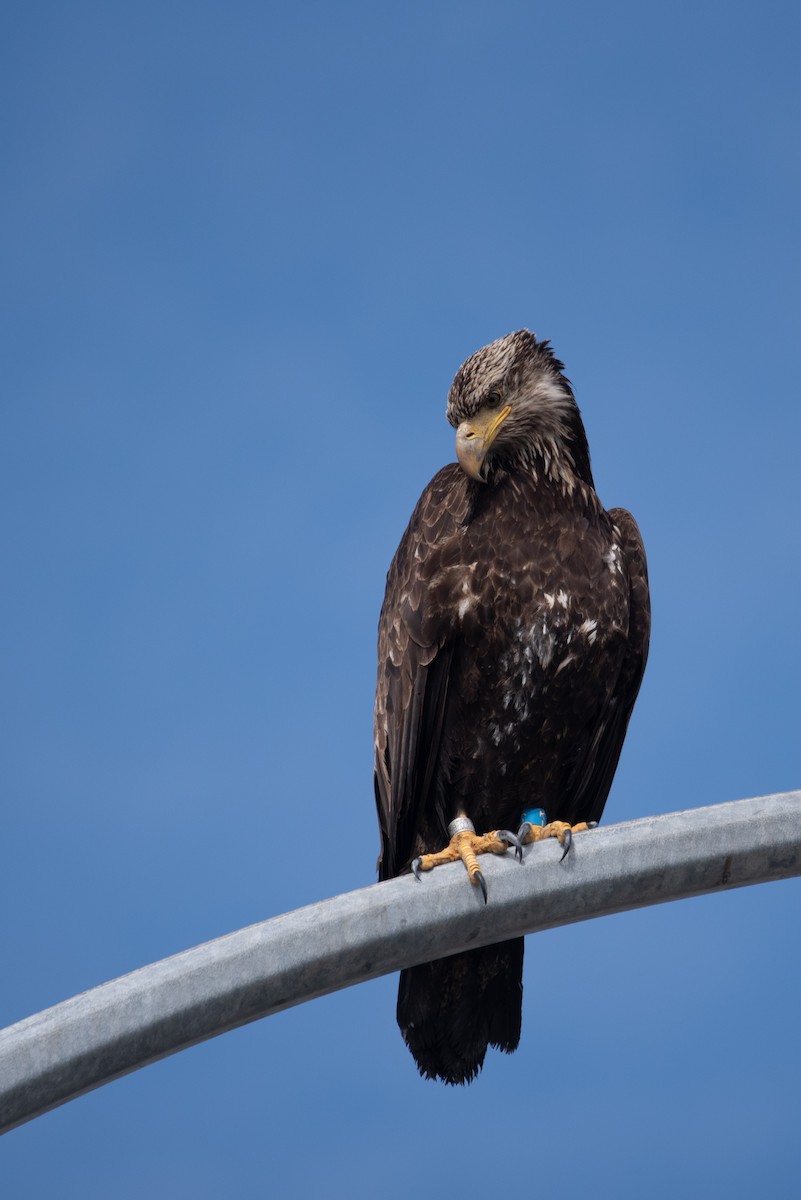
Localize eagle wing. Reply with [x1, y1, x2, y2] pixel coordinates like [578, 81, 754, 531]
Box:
[373, 466, 465, 881]
[559, 506, 651, 826]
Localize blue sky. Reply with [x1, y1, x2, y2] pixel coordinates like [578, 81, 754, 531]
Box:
[2, 1, 800, 1195]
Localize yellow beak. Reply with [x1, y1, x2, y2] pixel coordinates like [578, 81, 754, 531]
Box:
[455, 405, 512, 482]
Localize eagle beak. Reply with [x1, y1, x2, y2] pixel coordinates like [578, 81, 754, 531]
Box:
[455, 405, 512, 482]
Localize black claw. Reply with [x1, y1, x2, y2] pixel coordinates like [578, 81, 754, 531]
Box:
[475, 870, 488, 903]
[560, 828, 573, 861]
[498, 829, 525, 862]
[412, 858, 422, 881]
[517, 821, 532, 843]
[588, 821, 598, 829]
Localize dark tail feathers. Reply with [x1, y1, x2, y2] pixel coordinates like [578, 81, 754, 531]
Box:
[397, 938, 524, 1085]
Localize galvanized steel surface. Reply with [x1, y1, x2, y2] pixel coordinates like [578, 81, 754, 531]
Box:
[1, 790, 799, 1133]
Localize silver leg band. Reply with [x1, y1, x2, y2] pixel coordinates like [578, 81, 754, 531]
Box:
[447, 816, 475, 837]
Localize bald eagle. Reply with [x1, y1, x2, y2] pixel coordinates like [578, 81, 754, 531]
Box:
[373, 331, 650, 1085]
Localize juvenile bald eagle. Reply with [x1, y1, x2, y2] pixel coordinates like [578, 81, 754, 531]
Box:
[373, 330, 650, 1085]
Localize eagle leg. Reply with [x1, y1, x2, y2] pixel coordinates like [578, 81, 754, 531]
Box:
[519, 819, 597, 861]
[411, 817, 520, 903]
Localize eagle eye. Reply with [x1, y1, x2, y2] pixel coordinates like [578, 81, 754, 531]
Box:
[485, 390, 502, 409]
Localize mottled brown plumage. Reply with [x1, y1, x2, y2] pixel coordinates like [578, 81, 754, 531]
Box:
[374, 331, 650, 1084]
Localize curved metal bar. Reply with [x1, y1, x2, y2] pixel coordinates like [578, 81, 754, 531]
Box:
[1, 791, 799, 1133]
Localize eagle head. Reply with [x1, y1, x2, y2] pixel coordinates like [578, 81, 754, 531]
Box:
[446, 330, 593, 487]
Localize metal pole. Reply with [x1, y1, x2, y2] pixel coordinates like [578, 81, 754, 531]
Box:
[1, 790, 799, 1133]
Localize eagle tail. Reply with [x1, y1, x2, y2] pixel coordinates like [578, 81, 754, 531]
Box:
[396, 938, 524, 1085]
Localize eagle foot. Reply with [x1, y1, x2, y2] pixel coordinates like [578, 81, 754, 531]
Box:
[411, 818, 521, 903]
[518, 819, 593, 861]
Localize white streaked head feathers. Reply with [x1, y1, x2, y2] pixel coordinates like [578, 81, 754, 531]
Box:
[446, 330, 592, 486]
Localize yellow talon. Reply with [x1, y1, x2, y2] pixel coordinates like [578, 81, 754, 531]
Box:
[413, 816, 515, 900]
[521, 820, 591, 858]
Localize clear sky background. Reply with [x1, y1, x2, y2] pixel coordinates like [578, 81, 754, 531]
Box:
[2, 2, 800, 1196]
